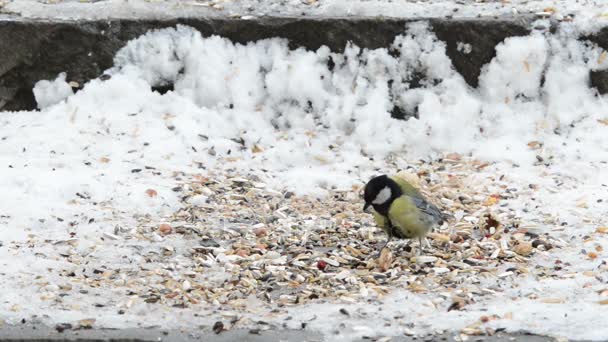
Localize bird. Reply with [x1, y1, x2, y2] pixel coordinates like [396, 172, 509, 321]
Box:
[363, 174, 447, 255]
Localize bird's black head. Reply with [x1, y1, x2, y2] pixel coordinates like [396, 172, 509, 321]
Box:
[363, 175, 401, 216]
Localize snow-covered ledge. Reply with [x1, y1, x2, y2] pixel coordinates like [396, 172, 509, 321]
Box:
[0, 15, 536, 111]
[2, 0, 608, 111]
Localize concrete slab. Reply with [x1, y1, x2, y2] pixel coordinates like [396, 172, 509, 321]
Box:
[0, 323, 578, 342]
[0, 15, 535, 110]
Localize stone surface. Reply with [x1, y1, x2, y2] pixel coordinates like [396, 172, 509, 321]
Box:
[0, 323, 574, 342]
[0, 16, 538, 111]
[0, 20, 120, 110]
[586, 26, 608, 95]
[431, 18, 531, 88]
[589, 69, 608, 95]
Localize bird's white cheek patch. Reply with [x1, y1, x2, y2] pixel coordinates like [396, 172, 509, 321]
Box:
[372, 187, 392, 204]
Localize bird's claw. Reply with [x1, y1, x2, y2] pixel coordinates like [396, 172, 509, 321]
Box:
[373, 246, 390, 259]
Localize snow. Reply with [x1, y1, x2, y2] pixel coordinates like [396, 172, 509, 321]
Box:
[32, 72, 74, 109]
[1, 16, 608, 341]
[3, 0, 608, 34]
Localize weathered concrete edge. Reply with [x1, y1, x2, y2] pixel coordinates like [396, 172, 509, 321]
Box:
[0, 323, 585, 342]
[0, 16, 607, 111]
[0, 16, 529, 111]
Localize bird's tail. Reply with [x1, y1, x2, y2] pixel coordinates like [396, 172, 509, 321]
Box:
[440, 211, 455, 224]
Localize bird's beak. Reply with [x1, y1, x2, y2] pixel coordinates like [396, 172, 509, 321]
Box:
[363, 202, 371, 213]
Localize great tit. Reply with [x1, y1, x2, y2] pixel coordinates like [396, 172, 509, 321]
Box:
[363, 174, 446, 253]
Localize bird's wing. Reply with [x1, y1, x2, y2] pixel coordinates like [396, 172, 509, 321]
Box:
[389, 175, 423, 199]
[410, 196, 445, 226]
[391, 175, 452, 224]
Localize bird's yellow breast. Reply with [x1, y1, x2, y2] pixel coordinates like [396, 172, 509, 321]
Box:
[389, 196, 428, 238]
[372, 196, 429, 239]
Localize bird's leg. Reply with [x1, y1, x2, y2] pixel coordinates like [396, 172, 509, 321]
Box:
[374, 232, 392, 259]
[374, 220, 395, 259]
[382, 233, 393, 251]
[413, 237, 425, 256]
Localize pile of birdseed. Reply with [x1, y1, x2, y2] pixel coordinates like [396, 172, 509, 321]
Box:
[97, 154, 560, 331]
[4, 151, 602, 339]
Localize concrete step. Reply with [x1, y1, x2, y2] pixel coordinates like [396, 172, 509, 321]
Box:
[1, 14, 607, 111]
